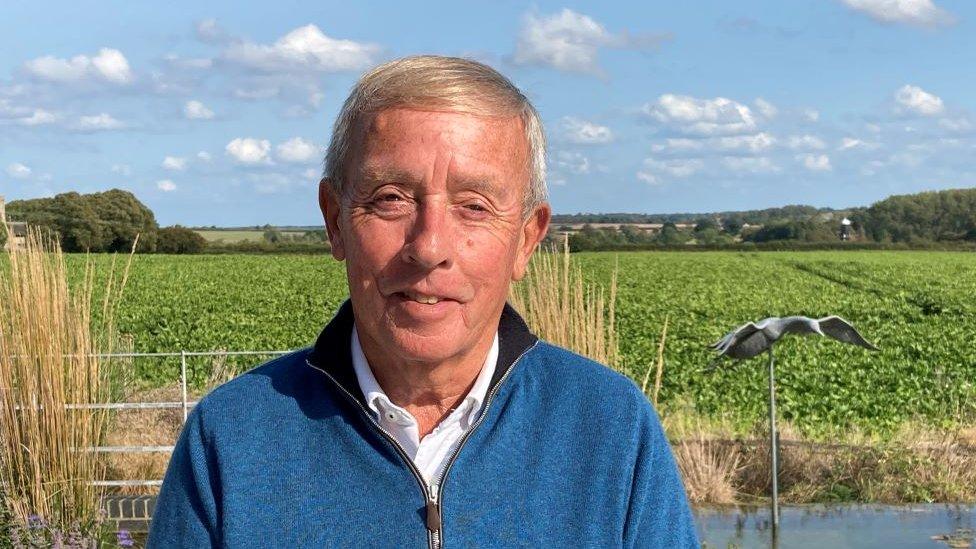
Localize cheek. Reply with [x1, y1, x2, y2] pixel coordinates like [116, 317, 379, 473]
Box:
[460, 234, 517, 289]
[346, 221, 405, 282]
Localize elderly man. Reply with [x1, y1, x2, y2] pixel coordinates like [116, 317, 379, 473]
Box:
[149, 55, 698, 547]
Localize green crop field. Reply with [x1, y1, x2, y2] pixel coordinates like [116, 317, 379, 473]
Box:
[69, 251, 976, 435]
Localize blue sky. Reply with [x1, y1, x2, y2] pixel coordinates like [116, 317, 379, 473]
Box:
[1, 0, 974, 226]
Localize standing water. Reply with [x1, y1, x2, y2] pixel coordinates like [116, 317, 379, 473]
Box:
[695, 504, 975, 548]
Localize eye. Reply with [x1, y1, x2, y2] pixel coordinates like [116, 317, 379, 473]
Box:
[465, 203, 487, 212]
[379, 193, 403, 202]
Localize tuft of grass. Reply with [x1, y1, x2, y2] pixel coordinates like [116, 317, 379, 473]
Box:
[0, 228, 132, 540]
[509, 235, 619, 369]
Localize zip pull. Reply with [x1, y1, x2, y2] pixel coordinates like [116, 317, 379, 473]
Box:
[426, 496, 441, 532]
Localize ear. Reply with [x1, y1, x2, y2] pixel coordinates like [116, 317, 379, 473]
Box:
[511, 202, 551, 281]
[319, 178, 346, 261]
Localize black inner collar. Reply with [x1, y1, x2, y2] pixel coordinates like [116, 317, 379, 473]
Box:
[306, 298, 538, 409]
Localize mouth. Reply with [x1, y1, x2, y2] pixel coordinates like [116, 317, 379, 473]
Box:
[394, 290, 455, 305]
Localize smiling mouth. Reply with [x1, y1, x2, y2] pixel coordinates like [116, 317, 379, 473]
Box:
[395, 291, 451, 305]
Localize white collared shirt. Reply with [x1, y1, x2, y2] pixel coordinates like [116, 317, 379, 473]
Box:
[350, 325, 499, 486]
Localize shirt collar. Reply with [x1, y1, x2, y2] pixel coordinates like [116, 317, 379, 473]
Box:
[350, 324, 499, 425]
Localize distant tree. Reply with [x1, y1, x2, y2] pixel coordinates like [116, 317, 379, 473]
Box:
[156, 226, 207, 254]
[656, 223, 687, 245]
[858, 188, 976, 242]
[744, 219, 837, 243]
[722, 215, 744, 235]
[693, 217, 719, 233]
[6, 189, 158, 252]
[263, 227, 282, 243]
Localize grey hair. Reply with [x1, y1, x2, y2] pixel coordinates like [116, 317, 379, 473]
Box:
[323, 55, 547, 218]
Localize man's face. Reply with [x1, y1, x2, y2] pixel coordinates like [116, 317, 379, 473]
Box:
[320, 107, 550, 365]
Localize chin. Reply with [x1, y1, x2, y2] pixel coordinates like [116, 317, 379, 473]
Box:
[384, 329, 464, 364]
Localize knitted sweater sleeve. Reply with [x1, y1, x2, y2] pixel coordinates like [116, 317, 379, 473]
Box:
[622, 402, 700, 548]
[147, 405, 221, 548]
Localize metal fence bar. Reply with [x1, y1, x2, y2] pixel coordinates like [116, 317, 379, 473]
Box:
[5, 350, 294, 359]
[180, 350, 188, 423]
[9, 349, 298, 488]
[82, 445, 175, 453]
[91, 480, 164, 487]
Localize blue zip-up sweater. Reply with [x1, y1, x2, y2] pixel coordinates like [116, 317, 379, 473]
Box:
[148, 300, 700, 547]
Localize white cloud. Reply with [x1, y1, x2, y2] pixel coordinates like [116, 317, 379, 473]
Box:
[938, 117, 973, 132]
[226, 137, 271, 164]
[6, 162, 32, 179]
[303, 168, 320, 180]
[554, 151, 591, 174]
[513, 9, 663, 74]
[838, 137, 880, 150]
[111, 164, 132, 176]
[156, 179, 177, 192]
[642, 157, 704, 178]
[162, 156, 186, 171]
[197, 151, 212, 162]
[18, 109, 57, 126]
[803, 109, 820, 122]
[787, 134, 827, 150]
[195, 19, 227, 44]
[24, 48, 133, 84]
[224, 24, 380, 73]
[275, 137, 320, 163]
[561, 116, 613, 144]
[722, 156, 780, 174]
[754, 98, 778, 119]
[72, 113, 125, 131]
[643, 94, 757, 136]
[715, 133, 776, 153]
[184, 100, 214, 120]
[653, 133, 776, 154]
[797, 153, 832, 171]
[839, 0, 955, 28]
[895, 84, 944, 116]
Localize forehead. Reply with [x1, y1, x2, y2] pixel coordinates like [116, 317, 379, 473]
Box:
[349, 108, 529, 184]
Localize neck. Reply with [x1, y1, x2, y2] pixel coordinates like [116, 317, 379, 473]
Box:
[356, 324, 496, 438]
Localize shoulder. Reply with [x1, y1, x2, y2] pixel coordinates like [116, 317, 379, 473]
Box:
[521, 340, 646, 400]
[516, 341, 657, 426]
[191, 348, 320, 425]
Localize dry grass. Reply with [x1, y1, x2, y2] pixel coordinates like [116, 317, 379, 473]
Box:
[671, 420, 743, 504]
[0, 229, 133, 537]
[664, 409, 976, 505]
[509, 235, 618, 368]
[102, 353, 241, 493]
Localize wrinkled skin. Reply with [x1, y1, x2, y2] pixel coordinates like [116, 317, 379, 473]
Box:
[319, 107, 550, 431]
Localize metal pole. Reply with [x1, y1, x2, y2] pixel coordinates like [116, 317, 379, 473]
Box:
[767, 347, 779, 534]
[180, 350, 188, 423]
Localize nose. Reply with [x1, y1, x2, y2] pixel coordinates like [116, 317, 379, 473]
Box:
[400, 198, 452, 269]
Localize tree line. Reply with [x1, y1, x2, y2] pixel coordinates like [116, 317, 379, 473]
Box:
[563, 187, 976, 251]
[5, 187, 975, 254]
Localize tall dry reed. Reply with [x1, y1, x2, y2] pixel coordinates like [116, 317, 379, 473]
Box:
[508, 235, 618, 368]
[0, 228, 132, 538]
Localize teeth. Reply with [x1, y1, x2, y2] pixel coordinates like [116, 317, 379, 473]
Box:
[405, 292, 440, 304]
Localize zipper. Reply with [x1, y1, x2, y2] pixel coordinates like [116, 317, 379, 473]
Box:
[304, 356, 438, 548]
[306, 339, 539, 549]
[428, 340, 539, 549]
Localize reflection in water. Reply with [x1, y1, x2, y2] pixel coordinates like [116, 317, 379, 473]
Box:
[695, 504, 975, 549]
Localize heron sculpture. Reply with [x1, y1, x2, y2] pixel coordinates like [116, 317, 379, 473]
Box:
[709, 315, 878, 534]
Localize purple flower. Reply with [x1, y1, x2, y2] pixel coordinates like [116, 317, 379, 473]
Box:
[117, 529, 135, 548]
[27, 514, 46, 529]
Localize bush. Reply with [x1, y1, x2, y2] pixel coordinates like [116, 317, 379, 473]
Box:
[156, 225, 207, 254]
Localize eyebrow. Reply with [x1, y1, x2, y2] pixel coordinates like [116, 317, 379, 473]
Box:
[358, 167, 511, 199]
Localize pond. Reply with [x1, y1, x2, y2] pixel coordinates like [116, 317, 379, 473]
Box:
[695, 504, 975, 548]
